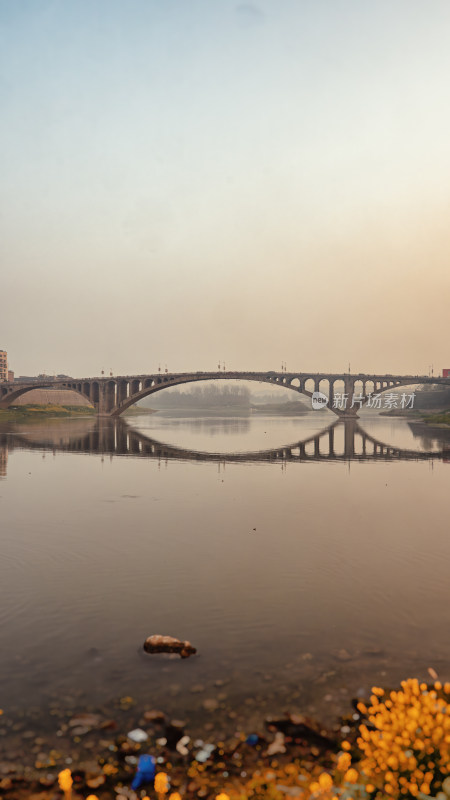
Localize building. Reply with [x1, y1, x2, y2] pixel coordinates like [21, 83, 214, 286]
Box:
[0, 442, 7, 478]
[0, 350, 7, 382]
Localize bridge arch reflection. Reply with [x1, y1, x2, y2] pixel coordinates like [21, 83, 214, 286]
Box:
[0, 418, 447, 473]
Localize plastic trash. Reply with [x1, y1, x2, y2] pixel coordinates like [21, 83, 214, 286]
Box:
[176, 735, 190, 756]
[127, 728, 148, 743]
[131, 754, 156, 790]
[195, 743, 215, 762]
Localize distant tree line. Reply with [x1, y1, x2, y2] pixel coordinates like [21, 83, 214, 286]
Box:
[148, 384, 251, 408]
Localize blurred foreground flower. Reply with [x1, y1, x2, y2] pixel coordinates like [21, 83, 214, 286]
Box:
[155, 771, 169, 798]
[58, 768, 72, 800]
[356, 678, 450, 797]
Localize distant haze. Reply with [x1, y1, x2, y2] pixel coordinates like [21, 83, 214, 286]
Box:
[2, 1, 450, 378]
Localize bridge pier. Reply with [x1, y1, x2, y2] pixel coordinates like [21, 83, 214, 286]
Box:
[97, 381, 117, 416]
[331, 376, 360, 418]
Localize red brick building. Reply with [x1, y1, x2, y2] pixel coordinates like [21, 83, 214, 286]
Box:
[0, 350, 7, 382]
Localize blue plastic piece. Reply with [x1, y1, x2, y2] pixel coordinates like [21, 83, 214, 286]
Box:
[246, 734, 259, 746]
[131, 754, 156, 790]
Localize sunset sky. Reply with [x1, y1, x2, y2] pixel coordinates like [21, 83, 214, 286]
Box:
[2, 0, 450, 378]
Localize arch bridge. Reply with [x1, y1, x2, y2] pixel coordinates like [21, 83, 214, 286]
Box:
[1, 371, 448, 418]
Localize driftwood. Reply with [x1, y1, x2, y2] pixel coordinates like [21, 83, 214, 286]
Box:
[143, 635, 197, 659]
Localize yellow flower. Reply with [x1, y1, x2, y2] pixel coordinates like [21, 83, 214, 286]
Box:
[102, 764, 118, 775]
[336, 752, 351, 771]
[341, 740, 351, 751]
[318, 773, 333, 790]
[155, 772, 169, 795]
[58, 769, 73, 793]
[356, 677, 450, 795]
[344, 768, 358, 784]
[215, 795, 230, 800]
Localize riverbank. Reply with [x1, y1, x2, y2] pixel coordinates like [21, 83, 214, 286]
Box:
[0, 694, 338, 799]
[420, 410, 450, 427]
[0, 404, 96, 421]
[379, 408, 450, 427]
[1, 677, 450, 799]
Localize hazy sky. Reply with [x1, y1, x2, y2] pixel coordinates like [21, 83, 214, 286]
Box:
[2, 0, 450, 378]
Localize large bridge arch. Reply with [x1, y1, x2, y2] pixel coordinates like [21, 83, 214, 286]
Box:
[105, 373, 437, 417]
[109, 373, 317, 416]
[109, 374, 426, 418]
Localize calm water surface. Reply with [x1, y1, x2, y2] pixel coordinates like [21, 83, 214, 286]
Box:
[1, 411, 450, 730]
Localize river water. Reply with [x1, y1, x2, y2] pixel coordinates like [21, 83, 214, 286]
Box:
[1, 410, 450, 735]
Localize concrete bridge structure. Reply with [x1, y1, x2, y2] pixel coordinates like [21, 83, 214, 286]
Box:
[1, 371, 449, 417]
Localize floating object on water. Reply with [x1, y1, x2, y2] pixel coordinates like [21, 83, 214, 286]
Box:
[131, 754, 156, 791]
[143, 635, 196, 659]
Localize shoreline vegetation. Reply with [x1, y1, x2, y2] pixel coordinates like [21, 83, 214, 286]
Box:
[420, 410, 450, 427]
[0, 404, 96, 421]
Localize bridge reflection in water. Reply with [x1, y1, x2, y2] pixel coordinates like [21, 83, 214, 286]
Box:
[1, 418, 447, 471]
